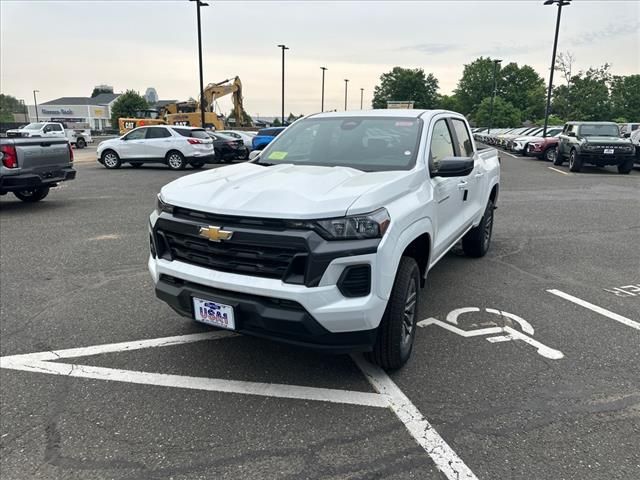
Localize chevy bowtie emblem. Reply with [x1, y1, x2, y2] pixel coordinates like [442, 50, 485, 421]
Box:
[198, 225, 233, 242]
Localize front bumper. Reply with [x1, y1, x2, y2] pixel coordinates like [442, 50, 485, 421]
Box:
[155, 274, 378, 353]
[0, 166, 76, 193]
[578, 152, 635, 166]
[186, 153, 217, 164]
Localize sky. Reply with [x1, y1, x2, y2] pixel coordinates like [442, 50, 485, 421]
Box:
[1, 0, 639, 117]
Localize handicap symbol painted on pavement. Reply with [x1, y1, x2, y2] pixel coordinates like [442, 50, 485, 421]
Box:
[417, 307, 564, 360]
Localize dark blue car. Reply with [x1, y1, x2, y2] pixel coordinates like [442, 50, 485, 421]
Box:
[252, 127, 286, 150]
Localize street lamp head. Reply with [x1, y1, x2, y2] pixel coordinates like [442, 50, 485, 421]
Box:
[277, 44, 289, 50]
[494, 59, 502, 64]
[321, 66, 327, 71]
[345, 79, 349, 83]
[544, 0, 571, 5]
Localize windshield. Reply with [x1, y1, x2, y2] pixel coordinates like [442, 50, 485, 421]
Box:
[258, 116, 422, 172]
[579, 124, 620, 137]
[23, 123, 44, 130]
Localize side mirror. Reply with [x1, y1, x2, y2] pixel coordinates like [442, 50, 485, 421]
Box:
[248, 150, 261, 161]
[431, 157, 474, 178]
[566, 131, 576, 137]
[623, 133, 631, 138]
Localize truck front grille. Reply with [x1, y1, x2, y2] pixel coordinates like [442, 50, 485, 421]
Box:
[156, 229, 307, 281]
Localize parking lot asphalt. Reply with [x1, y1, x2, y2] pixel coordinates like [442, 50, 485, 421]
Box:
[1, 149, 639, 480]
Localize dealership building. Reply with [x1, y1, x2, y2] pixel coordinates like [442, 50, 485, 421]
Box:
[27, 93, 121, 131]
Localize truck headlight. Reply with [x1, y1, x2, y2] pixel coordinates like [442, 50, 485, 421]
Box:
[309, 208, 391, 240]
[156, 194, 174, 214]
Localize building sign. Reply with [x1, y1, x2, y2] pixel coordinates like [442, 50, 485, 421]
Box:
[42, 108, 74, 115]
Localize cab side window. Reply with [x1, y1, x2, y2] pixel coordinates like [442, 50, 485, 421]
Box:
[451, 119, 474, 157]
[124, 128, 147, 140]
[429, 119, 455, 172]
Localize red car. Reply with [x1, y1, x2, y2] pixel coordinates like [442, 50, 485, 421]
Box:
[527, 136, 559, 161]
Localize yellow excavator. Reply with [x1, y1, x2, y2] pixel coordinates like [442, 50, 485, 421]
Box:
[117, 109, 165, 135]
[164, 76, 250, 130]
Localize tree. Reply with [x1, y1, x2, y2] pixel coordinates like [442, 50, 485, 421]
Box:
[552, 64, 612, 121]
[110, 90, 148, 127]
[437, 94, 463, 112]
[610, 74, 640, 121]
[372, 67, 439, 109]
[499, 63, 546, 121]
[91, 86, 113, 98]
[554, 51, 575, 87]
[0, 94, 24, 122]
[473, 97, 522, 128]
[273, 118, 282, 126]
[228, 106, 253, 126]
[453, 57, 497, 116]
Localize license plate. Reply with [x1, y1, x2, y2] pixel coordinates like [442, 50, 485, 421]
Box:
[604, 148, 614, 154]
[193, 297, 235, 330]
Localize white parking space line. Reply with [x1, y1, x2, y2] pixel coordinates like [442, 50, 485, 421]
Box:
[353, 355, 478, 480]
[547, 289, 640, 331]
[500, 151, 519, 159]
[547, 167, 569, 175]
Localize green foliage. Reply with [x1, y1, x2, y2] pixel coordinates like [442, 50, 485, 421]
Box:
[228, 106, 253, 126]
[372, 67, 439, 109]
[437, 94, 463, 112]
[610, 74, 640, 121]
[473, 97, 522, 128]
[453, 57, 498, 116]
[534, 114, 566, 126]
[273, 117, 282, 126]
[551, 64, 613, 121]
[110, 90, 148, 127]
[499, 63, 546, 121]
[0, 94, 24, 122]
[91, 86, 112, 98]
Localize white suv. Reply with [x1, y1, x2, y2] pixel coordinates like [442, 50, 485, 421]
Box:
[97, 126, 215, 170]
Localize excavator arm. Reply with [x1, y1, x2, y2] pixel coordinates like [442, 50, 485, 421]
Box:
[201, 77, 250, 127]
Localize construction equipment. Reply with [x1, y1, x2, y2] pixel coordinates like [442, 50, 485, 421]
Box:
[164, 77, 251, 130]
[118, 109, 165, 135]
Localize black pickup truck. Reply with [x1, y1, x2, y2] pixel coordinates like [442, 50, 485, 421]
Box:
[554, 121, 636, 174]
[0, 137, 76, 202]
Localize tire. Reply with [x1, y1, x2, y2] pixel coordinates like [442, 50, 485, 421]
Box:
[191, 162, 205, 169]
[617, 157, 634, 174]
[101, 150, 121, 169]
[544, 147, 556, 162]
[76, 138, 86, 149]
[568, 149, 582, 172]
[366, 257, 420, 370]
[130, 162, 143, 168]
[462, 199, 495, 258]
[14, 186, 50, 203]
[166, 151, 186, 170]
[552, 147, 564, 165]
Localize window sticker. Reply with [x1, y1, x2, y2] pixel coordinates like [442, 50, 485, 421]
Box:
[268, 151, 289, 160]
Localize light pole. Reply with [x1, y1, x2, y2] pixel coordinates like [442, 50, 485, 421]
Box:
[360, 88, 364, 110]
[344, 79, 349, 111]
[320, 67, 328, 112]
[488, 59, 501, 134]
[542, 0, 571, 137]
[33, 90, 40, 122]
[277, 44, 289, 124]
[190, 0, 209, 128]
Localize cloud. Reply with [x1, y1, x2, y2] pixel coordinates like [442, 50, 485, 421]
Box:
[399, 43, 459, 55]
[569, 21, 640, 46]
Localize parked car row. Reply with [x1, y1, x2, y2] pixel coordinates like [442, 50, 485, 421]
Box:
[475, 121, 637, 174]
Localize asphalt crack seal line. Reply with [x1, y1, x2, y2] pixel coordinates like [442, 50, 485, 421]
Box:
[0, 331, 478, 480]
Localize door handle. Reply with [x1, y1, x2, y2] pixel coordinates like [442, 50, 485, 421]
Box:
[457, 181, 468, 190]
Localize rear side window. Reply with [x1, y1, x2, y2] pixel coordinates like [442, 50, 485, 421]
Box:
[451, 119, 474, 157]
[429, 119, 455, 170]
[173, 128, 209, 139]
[50, 124, 63, 131]
[145, 127, 171, 139]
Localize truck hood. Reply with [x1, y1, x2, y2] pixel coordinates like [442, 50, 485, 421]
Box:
[160, 162, 417, 219]
[582, 137, 631, 144]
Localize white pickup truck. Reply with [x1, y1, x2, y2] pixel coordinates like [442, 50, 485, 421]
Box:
[6, 122, 92, 149]
[149, 110, 500, 369]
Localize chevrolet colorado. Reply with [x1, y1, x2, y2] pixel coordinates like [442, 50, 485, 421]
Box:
[149, 110, 500, 369]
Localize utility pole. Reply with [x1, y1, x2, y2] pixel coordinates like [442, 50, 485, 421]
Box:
[33, 90, 40, 122]
[488, 59, 501, 134]
[277, 44, 289, 124]
[360, 88, 364, 110]
[542, 0, 571, 137]
[190, 0, 209, 128]
[320, 67, 328, 112]
[344, 79, 349, 111]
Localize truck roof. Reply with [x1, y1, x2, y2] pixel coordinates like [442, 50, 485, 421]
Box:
[308, 109, 458, 120]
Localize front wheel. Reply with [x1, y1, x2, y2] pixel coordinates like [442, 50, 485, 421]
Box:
[568, 149, 582, 172]
[14, 186, 50, 202]
[101, 150, 121, 169]
[166, 151, 186, 170]
[366, 257, 420, 370]
[76, 138, 86, 149]
[462, 199, 495, 258]
[617, 158, 634, 174]
[544, 146, 556, 162]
